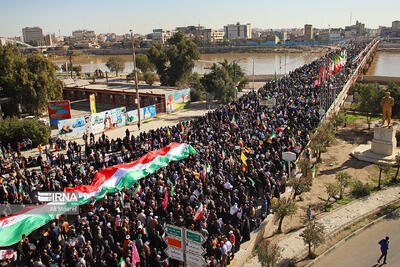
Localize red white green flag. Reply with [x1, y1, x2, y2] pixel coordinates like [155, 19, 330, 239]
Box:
[194, 202, 204, 221]
[231, 116, 239, 129]
[0, 143, 196, 247]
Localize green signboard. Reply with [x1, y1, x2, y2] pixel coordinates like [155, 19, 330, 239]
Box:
[185, 230, 205, 244]
[166, 224, 182, 238]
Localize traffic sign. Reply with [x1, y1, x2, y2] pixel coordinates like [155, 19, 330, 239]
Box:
[167, 237, 182, 248]
[185, 230, 206, 244]
[185, 241, 206, 256]
[166, 224, 183, 238]
[186, 252, 206, 267]
[165, 246, 184, 262]
[282, 151, 296, 162]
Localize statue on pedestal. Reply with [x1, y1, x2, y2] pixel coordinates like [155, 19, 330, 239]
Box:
[381, 92, 394, 127]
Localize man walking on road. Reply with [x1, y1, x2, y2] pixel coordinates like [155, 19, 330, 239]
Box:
[377, 236, 389, 264]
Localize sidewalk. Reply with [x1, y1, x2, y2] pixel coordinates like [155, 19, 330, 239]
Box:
[277, 184, 400, 261]
[239, 184, 400, 267]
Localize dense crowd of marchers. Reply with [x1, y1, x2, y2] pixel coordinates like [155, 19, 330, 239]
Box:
[0, 39, 372, 267]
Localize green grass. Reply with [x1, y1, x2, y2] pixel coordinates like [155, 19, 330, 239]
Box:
[143, 116, 161, 124]
[337, 197, 355, 205]
[323, 203, 334, 212]
[345, 114, 379, 123]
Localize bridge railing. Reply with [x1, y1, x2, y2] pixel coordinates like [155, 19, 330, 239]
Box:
[323, 38, 380, 120]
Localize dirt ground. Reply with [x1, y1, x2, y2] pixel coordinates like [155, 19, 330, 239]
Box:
[265, 118, 394, 242]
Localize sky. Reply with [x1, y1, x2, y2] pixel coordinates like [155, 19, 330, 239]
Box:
[0, 0, 399, 37]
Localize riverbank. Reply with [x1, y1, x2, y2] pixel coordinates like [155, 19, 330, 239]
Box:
[48, 45, 330, 57]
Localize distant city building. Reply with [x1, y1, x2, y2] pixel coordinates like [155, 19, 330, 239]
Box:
[72, 30, 96, 41]
[391, 20, 400, 37]
[379, 26, 392, 37]
[345, 21, 365, 37]
[304, 24, 313, 41]
[176, 25, 205, 39]
[22, 27, 44, 43]
[203, 29, 225, 43]
[224, 23, 252, 40]
[392, 20, 400, 31]
[152, 29, 176, 44]
[44, 34, 55, 46]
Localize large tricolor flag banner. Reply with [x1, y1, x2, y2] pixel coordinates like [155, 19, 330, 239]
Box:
[0, 143, 196, 247]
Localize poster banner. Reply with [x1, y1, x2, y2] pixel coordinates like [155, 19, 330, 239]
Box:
[57, 116, 90, 139]
[126, 105, 156, 124]
[48, 101, 71, 126]
[165, 89, 191, 112]
[141, 105, 156, 120]
[90, 111, 106, 134]
[126, 109, 139, 124]
[89, 94, 96, 114]
[103, 107, 126, 130]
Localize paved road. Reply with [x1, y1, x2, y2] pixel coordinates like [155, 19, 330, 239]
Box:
[314, 211, 400, 267]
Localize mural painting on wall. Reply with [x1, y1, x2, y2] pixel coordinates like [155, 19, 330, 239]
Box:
[165, 89, 190, 112]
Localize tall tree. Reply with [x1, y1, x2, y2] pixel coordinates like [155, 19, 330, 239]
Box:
[148, 31, 199, 86]
[256, 240, 281, 267]
[300, 220, 325, 259]
[72, 65, 82, 77]
[309, 122, 336, 162]
[272, 198, 297, 234]
[335, 171, 352, 199]
[0, 45, 63, 115]
[393, 153, 400, 183]
[106, 56, 125, 76]
[218, 59, 248, 91]
[353, 83, 382, 129]
[201, 63, 237, 103]
[135, 54, 154, 73]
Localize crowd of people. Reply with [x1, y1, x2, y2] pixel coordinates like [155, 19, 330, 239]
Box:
[0, 39, 373, 267]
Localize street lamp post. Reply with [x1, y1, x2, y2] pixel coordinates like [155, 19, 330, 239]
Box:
[130, 29, 141, 129]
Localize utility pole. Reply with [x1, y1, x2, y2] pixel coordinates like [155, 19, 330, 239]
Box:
[67, 51, 73, 79]
[252, 57, 255, 91]
[130, 29, 141, 128]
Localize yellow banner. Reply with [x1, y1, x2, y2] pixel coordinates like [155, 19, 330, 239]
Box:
[89, 94, 96, 114]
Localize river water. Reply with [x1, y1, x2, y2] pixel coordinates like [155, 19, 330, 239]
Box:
[51, 51, 400, 77]
[366, 51, 400, 77]
[51, 52, 324, 76]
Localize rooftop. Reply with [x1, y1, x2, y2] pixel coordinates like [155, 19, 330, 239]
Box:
[62, 78, 183, 95]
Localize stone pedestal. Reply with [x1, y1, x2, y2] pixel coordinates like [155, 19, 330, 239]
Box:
[371, 125, 397, 156]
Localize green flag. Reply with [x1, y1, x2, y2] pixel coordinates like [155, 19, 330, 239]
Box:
[248, 177, 255, 186]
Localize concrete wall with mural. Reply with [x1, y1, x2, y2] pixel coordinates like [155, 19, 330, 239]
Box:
[57, 116, 90, 139]
[165, 89, 190, 112]
[126, 105, 156, 124]
[58, 106, 155, 139]
[89, 107, 126, 134]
